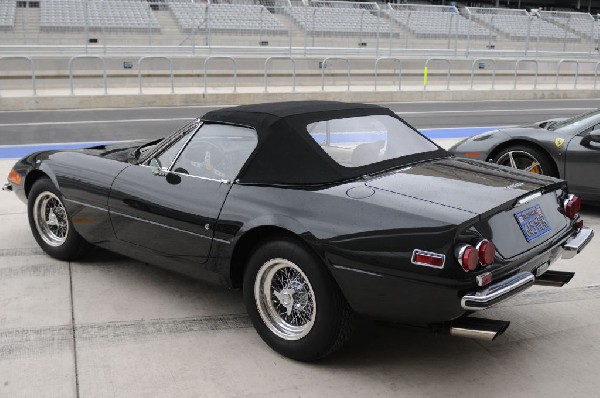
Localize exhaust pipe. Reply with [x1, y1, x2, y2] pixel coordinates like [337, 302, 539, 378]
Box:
[534, 270, 575, 287]
[447, 317, 510, 341]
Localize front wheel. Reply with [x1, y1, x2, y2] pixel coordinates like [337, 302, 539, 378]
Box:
[28, 177, 91, 261]
[243, 239, 355, 361]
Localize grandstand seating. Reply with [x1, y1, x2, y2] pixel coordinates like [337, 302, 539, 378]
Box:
[287, 4, 390, 36]
[468, 8, 579, 41]
[384, 5, 492, 39]
[170, 2, 286, 34]
[0, 0, 16, 30]
[540, 11, 600, 40]
[40, 0, 160, 32]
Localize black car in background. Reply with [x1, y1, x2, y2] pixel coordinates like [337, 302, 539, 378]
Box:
[449, 108, 600, 202]
[3, 101, 593, 360]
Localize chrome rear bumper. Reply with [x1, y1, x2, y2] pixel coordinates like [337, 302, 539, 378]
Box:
[462, 272, 534, 311]
[562, 227, 594, 259]
[2, 183, 12, 192]
[462, 227, 593, 311]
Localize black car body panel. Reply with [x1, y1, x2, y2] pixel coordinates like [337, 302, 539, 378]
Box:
[5, 101, 590, 326]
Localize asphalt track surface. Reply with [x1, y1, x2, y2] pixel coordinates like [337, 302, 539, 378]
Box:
[1, 98, 599, 158]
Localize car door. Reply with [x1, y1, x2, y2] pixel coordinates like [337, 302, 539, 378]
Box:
[564, 124, 600, 201]
[108, 122, 258, 263]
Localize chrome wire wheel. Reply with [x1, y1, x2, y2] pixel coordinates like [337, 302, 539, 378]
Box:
[33, 191, 69, 247]
[496, 150, 543, 174]
[254, 258, 317, 341]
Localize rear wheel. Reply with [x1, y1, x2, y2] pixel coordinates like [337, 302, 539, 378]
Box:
[493, 145, 557, 177]
[28, 177, 91, 260]
[243, 238, 355, 361]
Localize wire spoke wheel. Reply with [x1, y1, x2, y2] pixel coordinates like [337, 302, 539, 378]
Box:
[254, 258, 316, 341]
[496, 150, 543, 174]
[33, 191, 69, 247]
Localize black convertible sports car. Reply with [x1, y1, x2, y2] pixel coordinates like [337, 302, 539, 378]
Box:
[449, 109, 600, 202]
[3, 101, 594, 361]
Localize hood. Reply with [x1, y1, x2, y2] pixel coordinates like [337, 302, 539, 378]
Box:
[78, 139, 152, 162]
[365, 158, 562, 215]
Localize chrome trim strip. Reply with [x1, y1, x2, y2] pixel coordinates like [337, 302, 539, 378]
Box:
[332, 265, 382, 277]
[562, 227, 594, 259]
[461, 272, 535, 311]
[138, 164, 231, 184]
[411, 249, 445, 269]
[2, 183, 12, 192]
[514, 191, 542, 207]
[109, 210, 230, 244]
[64, 198, 108, 212]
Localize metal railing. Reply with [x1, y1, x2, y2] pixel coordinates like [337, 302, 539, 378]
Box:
[320, 57, 351, 91]
[470, 58, 496, 89]
[374, 57, 402, 91]
[0, 56, 36, 96]
[424, 58, 451, 90]
[204, 56, 237, 93]
[68, 55, 107, 95]
[1, 55, 598, 96]
[138, 56, 174, 94]
[264, 56, 296, 92]
[555, 59, 579, 89]
[513, 59, 538, 89]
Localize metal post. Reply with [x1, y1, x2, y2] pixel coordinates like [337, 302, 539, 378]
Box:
[525, 16, 532, 55]
[563, 15, 571, 52]
[593, 61, 600, 88]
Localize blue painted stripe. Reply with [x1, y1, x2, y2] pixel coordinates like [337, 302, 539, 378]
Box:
[0, 127, 502, 159]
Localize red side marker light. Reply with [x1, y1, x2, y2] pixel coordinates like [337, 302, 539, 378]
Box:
[476, 272, 493, 287]
[412, 250, 445, 268]
[465, 152, 481, 158]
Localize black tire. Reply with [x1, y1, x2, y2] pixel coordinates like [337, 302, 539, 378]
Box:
[27, 177, 91, 261]
[243, 238, 355, 361]
[492, 144, 557, 177]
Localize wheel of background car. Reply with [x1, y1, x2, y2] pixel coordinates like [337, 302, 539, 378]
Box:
[493, 145, 557, 177]
[178, 140, 230, 179]
[243, 238, 355, 361]
[28, 177, 91, 261]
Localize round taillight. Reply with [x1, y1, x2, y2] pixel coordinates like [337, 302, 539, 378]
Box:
[476, 240, 495, 266]
[458, 245, 478, 272]
[564, 195, 581, 219]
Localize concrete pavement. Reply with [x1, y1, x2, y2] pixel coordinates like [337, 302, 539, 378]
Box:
[1, 157, 600, 398]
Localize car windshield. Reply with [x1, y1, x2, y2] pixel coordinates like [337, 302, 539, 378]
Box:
[550, 109, 600, 132]
[307, 115, 439, 168]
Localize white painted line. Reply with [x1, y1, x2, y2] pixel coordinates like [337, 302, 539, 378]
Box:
[0, 140, 133, 149]
[396, 108, 592, 115]
[0, 117, 194, 128]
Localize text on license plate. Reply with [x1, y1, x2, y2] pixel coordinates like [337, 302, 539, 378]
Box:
[514, 204, 552, 242]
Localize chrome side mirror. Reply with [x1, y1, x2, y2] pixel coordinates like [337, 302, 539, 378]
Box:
[149, 158, 165, 176]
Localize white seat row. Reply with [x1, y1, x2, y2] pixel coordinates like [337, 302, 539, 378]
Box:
[287, 6, 389, 36]
[170, 2, 286, 34]
[0, 0, 16, 29]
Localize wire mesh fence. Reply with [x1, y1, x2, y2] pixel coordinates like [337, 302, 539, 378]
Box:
[1, 1, 600, 58]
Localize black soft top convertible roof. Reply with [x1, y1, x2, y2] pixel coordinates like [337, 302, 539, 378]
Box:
[202, 101, 448, 185]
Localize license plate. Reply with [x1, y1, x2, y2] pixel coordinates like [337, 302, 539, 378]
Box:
[514, 205, 552, 242]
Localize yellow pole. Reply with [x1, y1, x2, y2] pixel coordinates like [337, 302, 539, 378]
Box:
[423, 66, 428, 88]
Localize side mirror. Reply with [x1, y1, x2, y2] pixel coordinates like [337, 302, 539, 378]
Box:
[149, 158, 165, 176]
[581, 131, 600, 146]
